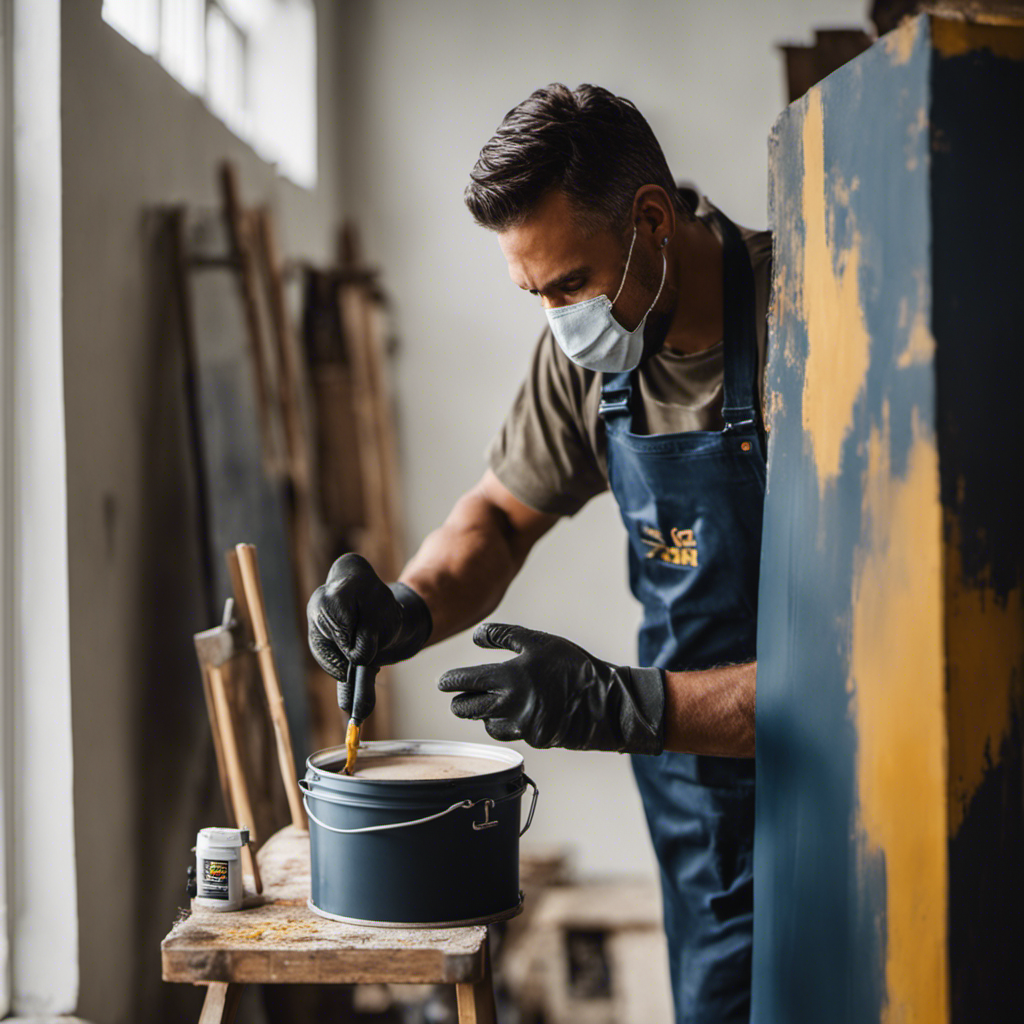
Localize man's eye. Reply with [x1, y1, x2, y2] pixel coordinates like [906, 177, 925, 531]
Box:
[561, 280, 585, 294]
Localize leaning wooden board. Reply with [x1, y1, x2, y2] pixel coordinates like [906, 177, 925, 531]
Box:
[174, 204, 310, 768]
[162, 826, 488, 985]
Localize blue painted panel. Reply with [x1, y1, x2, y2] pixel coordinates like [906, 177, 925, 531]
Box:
[753, 20, 935, 1023]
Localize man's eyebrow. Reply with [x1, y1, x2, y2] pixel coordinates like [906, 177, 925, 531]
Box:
[526, 265, 590, 293]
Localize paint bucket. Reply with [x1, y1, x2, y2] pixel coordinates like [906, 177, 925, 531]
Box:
[300, 739, 539, 927]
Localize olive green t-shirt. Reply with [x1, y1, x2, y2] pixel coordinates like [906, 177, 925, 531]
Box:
[487, 203, 773, 517]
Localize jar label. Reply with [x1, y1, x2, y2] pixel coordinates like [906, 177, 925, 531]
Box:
[201, 858, 230, 899]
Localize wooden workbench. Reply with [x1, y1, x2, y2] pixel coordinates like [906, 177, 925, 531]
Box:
[163, 826, 494, 1014]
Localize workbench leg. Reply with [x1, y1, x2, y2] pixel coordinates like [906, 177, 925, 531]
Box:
[455, 938, 497, 1024]
[199, 982, 243, 1024]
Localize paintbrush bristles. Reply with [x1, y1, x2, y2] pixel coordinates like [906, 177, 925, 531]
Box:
[343, 720, 362, 775]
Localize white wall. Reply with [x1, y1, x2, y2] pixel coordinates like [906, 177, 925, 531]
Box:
[6, 0, 77, 1014]
[59, 2, 344, 1021]
[338, 0, 868, 878]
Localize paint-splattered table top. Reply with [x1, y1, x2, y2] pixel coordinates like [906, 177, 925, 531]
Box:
[161, 825, 488, 985]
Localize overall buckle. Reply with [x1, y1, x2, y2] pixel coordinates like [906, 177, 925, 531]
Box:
[598, 388, 632, 418]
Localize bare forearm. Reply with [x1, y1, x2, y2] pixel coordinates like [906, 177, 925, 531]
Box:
[399, 507, 518, 644]
[399, 476, 556, 645]
[662, 661, 756, 757]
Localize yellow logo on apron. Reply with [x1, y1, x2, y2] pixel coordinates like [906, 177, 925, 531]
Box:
[641, 525, 698, 567]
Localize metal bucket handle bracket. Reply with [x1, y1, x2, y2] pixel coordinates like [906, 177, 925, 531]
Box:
[300, 773, 539, 837]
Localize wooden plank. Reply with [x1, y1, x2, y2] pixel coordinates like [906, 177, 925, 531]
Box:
[219, 162, 282, 476]
[253, 209, 347, 756]
[199, 982, 243, 1024]
[337, 226, 403, 583]
[339, 282, 389, 556]
[197, 661, 235, 827]
[334, 229, 406, 741]
[235, 543, 307, 830]
[207, 662, 263, 894]
[254, 206, 321, 604]
[456, 941, 497, 1024]
[179, 202, 310, 774]
[167, 206, 217, 623]
[162, 827, 487, 986]
[223, 550, 295, 843]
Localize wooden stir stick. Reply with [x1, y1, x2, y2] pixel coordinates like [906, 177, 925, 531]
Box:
[234, 543, 307, 831]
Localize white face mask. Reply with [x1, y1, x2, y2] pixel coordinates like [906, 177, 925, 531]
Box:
[545, 227, 667, 373]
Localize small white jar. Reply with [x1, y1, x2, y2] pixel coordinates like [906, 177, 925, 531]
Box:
[194, 826, 249, 911]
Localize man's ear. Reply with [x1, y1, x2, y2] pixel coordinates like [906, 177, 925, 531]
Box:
[631, 185, 677, 249]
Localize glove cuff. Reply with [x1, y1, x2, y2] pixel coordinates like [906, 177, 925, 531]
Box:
[622, 666, 666, 755]
[385, 582, 433, 662]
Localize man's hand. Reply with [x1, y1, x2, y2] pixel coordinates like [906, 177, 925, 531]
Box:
[437, 623, 665, 754]
[307, 553, 432, 720]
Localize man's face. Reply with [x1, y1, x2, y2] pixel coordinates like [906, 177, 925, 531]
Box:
[498, 189, 661, 332]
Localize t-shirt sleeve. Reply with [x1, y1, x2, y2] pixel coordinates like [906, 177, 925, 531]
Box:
[487, 328, 608, 517]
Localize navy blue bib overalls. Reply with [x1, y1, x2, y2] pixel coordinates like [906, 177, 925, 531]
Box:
[599, 210, 765, 1023]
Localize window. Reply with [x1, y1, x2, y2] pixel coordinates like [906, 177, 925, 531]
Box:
[206, 2, 247, 135]
[102, 0, 317, 189]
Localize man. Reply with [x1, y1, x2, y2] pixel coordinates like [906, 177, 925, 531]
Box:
[308, 83, 770, 1023]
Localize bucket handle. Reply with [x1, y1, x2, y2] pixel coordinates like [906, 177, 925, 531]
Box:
[299, 774, 539, 837]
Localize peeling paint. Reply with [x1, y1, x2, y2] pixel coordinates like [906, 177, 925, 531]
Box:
[850, 408, 948, 1024]
[800, 92, 872, 497]
[882, 18, 922, 66]
[897, 274, 935, 368]
[944, 513, 1024, 836]
[906, 106, 928, 172]
[763, 386, 785, 434]
[932, 16, 1024, 59]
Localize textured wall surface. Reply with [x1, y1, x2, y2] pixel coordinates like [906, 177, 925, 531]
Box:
[59, 3, 344, 1021]
[754, 15, 1023, 1023]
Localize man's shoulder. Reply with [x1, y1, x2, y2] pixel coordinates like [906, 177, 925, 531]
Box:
[695, 193, 772, 259]
[741, 224, 772, 271]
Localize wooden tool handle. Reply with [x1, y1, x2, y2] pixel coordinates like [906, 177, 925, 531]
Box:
[208, 665, 263, 894]
[234, 543, 307, 831]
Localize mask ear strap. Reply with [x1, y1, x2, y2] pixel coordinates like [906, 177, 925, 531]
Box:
[612, 226, 640, 306]
[612, 228, 668, 315]
[649, 251, 668, 310]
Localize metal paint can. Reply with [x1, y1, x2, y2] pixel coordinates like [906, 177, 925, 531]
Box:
[301, 739, 538, 927]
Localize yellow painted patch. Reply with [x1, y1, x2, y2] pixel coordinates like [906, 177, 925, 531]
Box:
[932, 15, 1024, 60]
[882, 17, 921, 66]
[897, 273, 935, 368]
[944, 512, 1024, 836]
[800, 93, 872, 498]
[905, 105, 928, 173]
[851, 407, 949, 1024]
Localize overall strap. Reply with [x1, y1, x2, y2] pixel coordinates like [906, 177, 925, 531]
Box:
[598, 370, 635, 422]
[598, 211, 759, 430]
[713, 210, 759, 429]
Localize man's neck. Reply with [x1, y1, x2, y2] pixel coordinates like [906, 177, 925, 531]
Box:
[662, 217, 724, 356]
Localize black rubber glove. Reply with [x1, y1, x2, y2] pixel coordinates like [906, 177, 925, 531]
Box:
[438, 623, 665, 754]
[307, 553, 432, 721]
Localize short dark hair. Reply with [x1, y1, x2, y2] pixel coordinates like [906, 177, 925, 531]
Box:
[465, 83, 692, 234]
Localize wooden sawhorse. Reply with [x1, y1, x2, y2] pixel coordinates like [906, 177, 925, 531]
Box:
[161, 825, 497, 1023]
[162, 545, 497, 1022]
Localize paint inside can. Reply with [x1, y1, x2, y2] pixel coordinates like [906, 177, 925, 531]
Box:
[334, 751, 507, 780]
